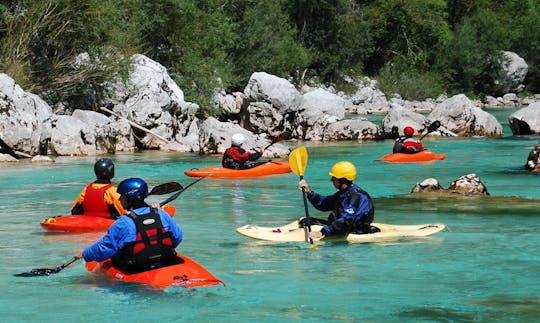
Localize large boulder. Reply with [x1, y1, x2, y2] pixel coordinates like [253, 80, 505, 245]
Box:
[493, 51, 528, 95]
[428, 94, 503, 137]
[509, 102, 540, 135]
[103, 54, 198, 149]
[0, 73, 53, 155]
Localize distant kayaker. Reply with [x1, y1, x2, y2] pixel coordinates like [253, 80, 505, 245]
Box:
[298, 161, 378, 239]
[222, 133, 264, 169]
[70, 158, 126, 219]
[392, 126, 425, 154]
[79, 178, 183, 273]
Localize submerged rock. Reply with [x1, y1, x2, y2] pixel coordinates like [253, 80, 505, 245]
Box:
[411, 173, 489, 196]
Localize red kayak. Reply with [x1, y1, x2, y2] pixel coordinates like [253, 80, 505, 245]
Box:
[377, 150, 446, 163]
[184, 160, 291, 179]
[85, 254, 224, 289]
[40, 205, 176, 232]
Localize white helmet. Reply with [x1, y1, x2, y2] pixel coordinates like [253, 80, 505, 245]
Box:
[231, 133, 245, 146]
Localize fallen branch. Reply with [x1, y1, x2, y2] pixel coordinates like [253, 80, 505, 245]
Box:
[100, 106, 170, 144]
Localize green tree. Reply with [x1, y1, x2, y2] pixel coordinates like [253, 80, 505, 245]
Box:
[224, 0, 310, 90]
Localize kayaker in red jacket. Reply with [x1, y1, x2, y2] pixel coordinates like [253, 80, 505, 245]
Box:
[70, 158, 126, 219]
[222, 133, 264, 169]
[392, 126, 425, 154]
[80, 178, 183, 273]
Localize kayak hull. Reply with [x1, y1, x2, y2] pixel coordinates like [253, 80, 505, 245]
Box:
[236, 220, 445, 243]
[377, 150, 446, 163]
[184, 161, 291, 179]
[40, 205, 176, 232]
[85, 254, 224, 289]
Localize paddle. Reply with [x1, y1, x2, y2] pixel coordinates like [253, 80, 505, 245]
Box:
[148, 182, 183, 195]
[263, 131, 287, 150]
[159, 176, 206, 207]
[14, 256, 81, 277]
[419, 121, 441, 140]
[16, 179, 203, 277]
[289, 146, 313, 244]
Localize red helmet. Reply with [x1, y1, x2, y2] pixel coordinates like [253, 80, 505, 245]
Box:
[404, 126, 415, 136]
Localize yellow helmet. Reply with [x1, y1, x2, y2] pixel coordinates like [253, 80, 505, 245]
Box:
[329, 161, 356, 181]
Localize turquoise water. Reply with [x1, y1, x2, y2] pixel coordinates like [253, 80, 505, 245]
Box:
[1, 108, 539, 322]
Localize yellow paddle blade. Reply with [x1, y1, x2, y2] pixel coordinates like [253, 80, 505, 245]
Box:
[289, 146, 308, 176]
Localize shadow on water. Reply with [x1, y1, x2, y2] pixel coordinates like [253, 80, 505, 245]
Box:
[397, 296, 540, 322]
[375, 194, 540, 217]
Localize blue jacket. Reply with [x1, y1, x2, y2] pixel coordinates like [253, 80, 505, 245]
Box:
[83, 207, 183, 262]
[307, 183, 374, 236]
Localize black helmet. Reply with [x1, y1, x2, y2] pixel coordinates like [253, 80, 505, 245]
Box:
[94, 158, 114, 180]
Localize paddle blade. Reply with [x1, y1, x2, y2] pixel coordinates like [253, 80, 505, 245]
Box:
[149, 182, 183, 195]
[14, 268, 61, 277]
[15, 256, 81, 277]
[427, 120, 441, 133]
[289, 146, 308, 176]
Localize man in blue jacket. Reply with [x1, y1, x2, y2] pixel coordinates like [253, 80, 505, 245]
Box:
[298, 161, 377, 239]
[80, 178, 183, 273]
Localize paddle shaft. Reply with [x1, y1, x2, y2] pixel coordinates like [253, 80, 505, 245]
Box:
[299, 175, 314, 244]
[262, 131, 286, 150]
[159, 176, 205, 206]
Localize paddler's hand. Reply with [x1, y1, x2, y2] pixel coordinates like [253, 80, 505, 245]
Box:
[75, 250, 83, 259]
[308, 231, 324, 239]
[298, 179, 311, 195]
[149, 202, 160, 208]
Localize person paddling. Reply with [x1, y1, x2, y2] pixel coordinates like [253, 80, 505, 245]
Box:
[392, 126, 425, 154]
[70, 158, 126, 219]
[222, 133, 264, 169]
[79, 178, 183, 273]
[298, 161, 378, 240]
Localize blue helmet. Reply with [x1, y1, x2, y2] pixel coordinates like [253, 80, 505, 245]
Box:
[117, 178, 148, 200]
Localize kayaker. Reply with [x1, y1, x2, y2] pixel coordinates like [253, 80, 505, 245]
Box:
[222, 133, 264, 169]
[392, 126, 425, 154]
[70, 158, 126, 219]
[79, 178, 183, 273]
[298, 161, 378, 239]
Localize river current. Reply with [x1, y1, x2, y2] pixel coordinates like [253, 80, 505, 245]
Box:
[1, 108, 538, 322]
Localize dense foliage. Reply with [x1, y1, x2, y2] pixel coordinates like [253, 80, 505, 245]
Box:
[1, 0, 539, 113]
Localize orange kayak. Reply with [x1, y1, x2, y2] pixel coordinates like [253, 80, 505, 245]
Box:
[85, 254, 224, 289]
[184, 160, 291, 179]
[377, 150, 446, 163]
[40, 205, 176, 232]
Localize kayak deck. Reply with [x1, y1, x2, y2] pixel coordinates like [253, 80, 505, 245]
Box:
[85, 254, 224, 289]
[236, 220, 446, 243]
[377, 150, 446, 163]
[184, 161, 291, 179]
[40, 205, 176, 232]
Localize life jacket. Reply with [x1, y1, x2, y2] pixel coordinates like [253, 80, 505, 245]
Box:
[82, 183, 112, 218]
[329, 187, 375, 226]
[222, 146, 246, 169]
[112, 208, 177, 273]
[393, 136, 408, 153]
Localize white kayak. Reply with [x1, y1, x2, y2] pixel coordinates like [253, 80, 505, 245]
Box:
[236, 220, 446, 243]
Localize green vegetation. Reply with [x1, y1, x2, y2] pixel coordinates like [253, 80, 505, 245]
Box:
[1, 0, 539, 113]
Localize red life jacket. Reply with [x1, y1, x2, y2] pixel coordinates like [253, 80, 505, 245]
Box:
[82, 183, 112, 218]
[112, 208, 177, 273]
